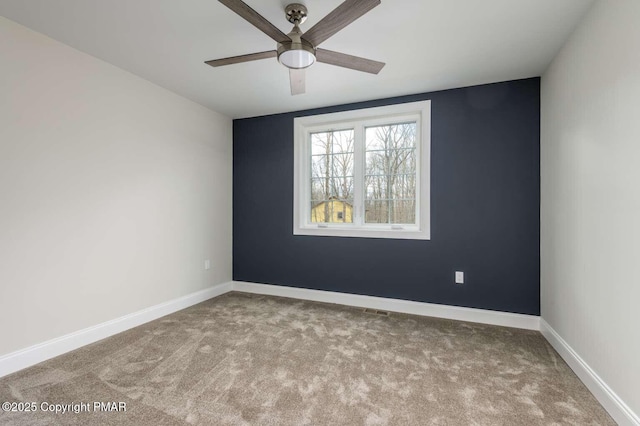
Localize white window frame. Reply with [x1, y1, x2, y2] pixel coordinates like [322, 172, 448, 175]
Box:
[293, 100, 431, 240]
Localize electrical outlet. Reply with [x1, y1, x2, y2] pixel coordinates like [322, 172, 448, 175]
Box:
[455, 271, 464, 284]
[204, 260, 211, 270]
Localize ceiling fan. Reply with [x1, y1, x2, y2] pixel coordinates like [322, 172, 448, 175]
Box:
[205, 0, 385, 95]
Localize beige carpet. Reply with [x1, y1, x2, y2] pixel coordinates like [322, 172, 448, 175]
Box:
[0, 292, 614, 425]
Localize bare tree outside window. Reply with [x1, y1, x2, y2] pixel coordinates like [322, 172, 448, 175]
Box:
[364, 123, 417, 224]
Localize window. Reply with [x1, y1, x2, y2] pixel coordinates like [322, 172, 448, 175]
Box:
[294, 101, 430, 239]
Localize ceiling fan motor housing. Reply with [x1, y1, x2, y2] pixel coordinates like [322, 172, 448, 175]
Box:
[277, 23, 316, 69]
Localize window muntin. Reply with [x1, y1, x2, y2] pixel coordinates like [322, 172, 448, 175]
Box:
[293, 101, 430, 240]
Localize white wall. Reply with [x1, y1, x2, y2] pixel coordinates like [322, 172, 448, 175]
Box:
[0, 17, 232, 357]
[541, 0, 640, 422]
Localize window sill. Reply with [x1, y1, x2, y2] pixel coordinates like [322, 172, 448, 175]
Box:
[294, 225, 430, 240]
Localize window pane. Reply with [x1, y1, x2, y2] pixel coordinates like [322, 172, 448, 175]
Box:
[365, 174, 388, 201]
[311, 177, 354, 201]
[365, 150, 384, 176]
[311, 133, 330, 156]
[397, 149, 416, 175]
[311, 154, 328, 178]
[331, 130, 355, 154]
[390, 174, 416, 200]
[364, 122, 417, 225]
[311, 178, 328, 201]
[311, 130, 354, 155]
[330, 177, 353, 199]
[366, 122, 416, 151]
[390, 200, 416, 224]
[311, 199, 354, 223]
[310, 201, 326, 223]
[331, 152, 354, 178]
[333, 198, 354, 223]
[365, 200, 389, 224]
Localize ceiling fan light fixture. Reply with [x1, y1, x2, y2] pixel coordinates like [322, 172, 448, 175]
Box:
[277, 21, 316, 70]
[278, 47, 316, 69]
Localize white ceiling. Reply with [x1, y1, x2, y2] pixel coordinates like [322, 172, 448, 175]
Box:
[0, 0, 594, 119]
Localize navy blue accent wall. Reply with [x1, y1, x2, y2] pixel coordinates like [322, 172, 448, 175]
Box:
[233, 78, 540, 315]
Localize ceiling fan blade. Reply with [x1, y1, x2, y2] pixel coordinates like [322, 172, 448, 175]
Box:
[316, 48, 385, 74]
[289, 68, 306, 95]
[302, 0, 380, 47]
[218, 0, 290, 43]
[205, 50, 277, 67]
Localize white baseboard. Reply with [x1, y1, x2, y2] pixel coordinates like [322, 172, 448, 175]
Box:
[232, 281, 540, 330]
[540, 319, 639, 426]
[0, 281, 233, 379]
